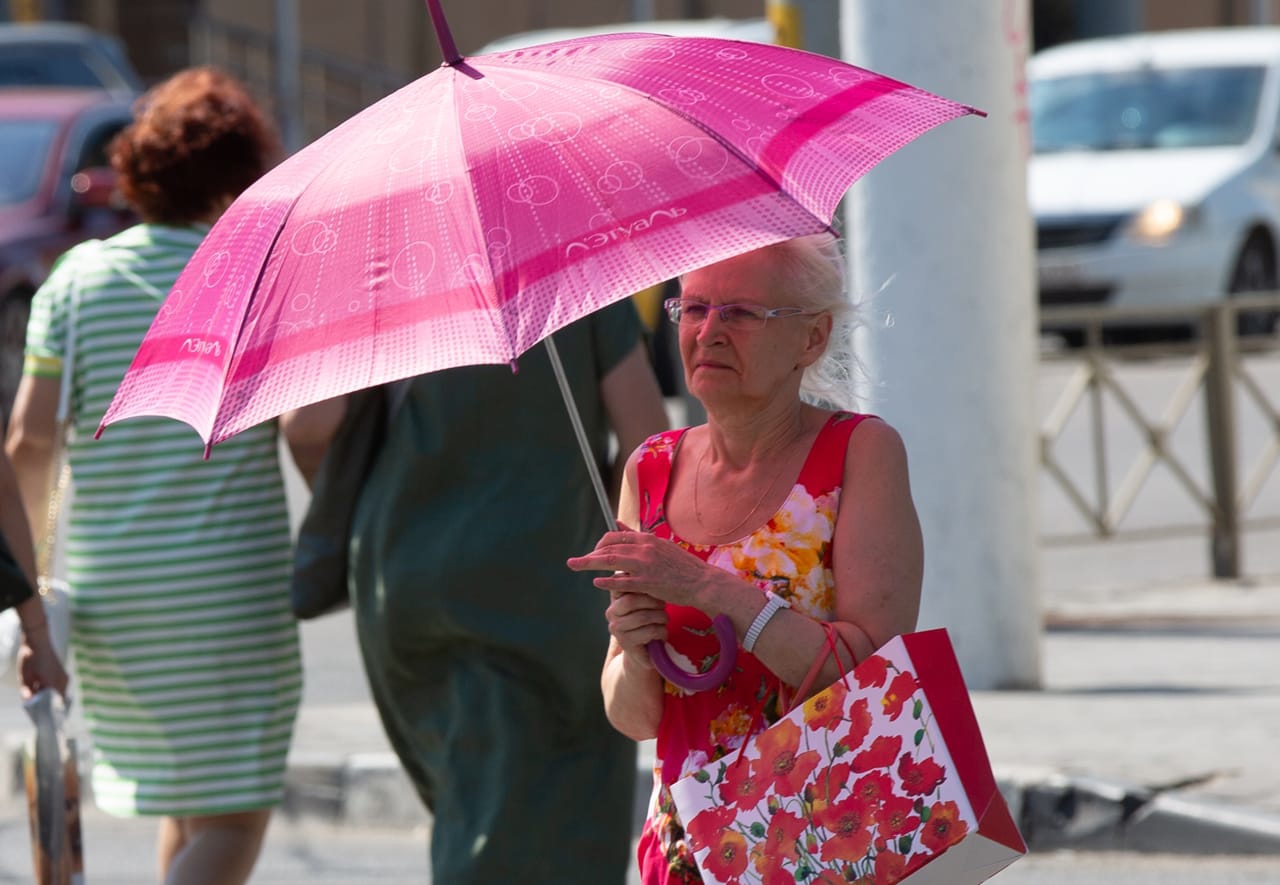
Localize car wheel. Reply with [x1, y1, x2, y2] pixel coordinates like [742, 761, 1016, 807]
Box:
[1228, 233, 1278, 337]
[0, 289, 33, 431]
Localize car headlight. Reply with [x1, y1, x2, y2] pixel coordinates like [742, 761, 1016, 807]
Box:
[1129, 199, 1200, 243]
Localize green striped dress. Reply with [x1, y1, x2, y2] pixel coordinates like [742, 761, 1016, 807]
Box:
[22, 224, 302, 817]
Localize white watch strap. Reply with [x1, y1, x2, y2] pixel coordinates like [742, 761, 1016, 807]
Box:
[742, 590, 790, 653]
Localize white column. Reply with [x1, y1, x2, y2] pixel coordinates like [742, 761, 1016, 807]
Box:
[842, 0, 1040, 688]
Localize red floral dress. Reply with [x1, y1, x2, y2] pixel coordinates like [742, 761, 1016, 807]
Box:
[634, 411, 871, 884]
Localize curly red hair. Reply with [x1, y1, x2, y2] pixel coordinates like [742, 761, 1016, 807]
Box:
[110, 66, 280, 224]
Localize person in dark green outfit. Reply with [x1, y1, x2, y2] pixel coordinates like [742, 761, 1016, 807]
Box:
[345, 299, 668, 883]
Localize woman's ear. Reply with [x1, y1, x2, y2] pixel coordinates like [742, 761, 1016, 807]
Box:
[797, 312, 834, 369]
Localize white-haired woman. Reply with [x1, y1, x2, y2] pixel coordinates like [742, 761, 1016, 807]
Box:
[569, 234, 924, 884]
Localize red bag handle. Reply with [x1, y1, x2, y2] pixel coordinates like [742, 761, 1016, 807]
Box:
[782, 620, 858, 713]
[731, 619, 859, 766]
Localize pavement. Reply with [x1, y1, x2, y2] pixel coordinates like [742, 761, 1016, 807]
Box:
[3, 573, 1280, 865]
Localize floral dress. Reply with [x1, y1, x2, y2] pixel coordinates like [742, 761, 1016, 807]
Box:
[635, 411, 871, 884]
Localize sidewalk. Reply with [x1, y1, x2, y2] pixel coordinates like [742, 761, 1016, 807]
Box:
[4, 576, 1280, 857]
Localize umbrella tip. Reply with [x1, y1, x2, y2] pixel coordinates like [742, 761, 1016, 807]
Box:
[509, 359, 519, 375]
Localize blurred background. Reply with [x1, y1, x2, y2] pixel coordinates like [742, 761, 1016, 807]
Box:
[3, 4, 1280, 877]
[3, 0, 1280, 634]
[0, 0, 1272, 152]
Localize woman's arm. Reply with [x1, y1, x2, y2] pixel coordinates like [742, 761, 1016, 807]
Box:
[0, 447, 38, 591]
[279, 394, 349, 488]
[3, 403, 70, 699]
[4, 374, 60, 537]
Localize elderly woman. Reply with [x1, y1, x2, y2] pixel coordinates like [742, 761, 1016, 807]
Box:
[568, 234, 924, 884]
[6, 67, 308, 885]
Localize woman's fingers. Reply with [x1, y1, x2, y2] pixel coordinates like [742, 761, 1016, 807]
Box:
[608, 591, 665, 617]
[607, 592, 668, 649]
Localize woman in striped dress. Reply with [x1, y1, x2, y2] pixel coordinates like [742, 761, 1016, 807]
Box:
[6, 67, 304, 885]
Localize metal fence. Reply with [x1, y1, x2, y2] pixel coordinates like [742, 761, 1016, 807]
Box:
[1039, 294, 1280, 579]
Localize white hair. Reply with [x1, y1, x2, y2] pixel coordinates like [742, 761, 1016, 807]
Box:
[759, 234, 860, 412]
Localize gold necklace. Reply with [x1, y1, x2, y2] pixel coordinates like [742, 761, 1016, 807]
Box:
[693, 443, 786, 538]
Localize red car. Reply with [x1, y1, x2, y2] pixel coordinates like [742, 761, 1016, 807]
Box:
[0, 87, 136, 428]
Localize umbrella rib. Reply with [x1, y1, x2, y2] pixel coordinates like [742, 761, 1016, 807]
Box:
[203, 216, 300, 447]
[440, 71, 523, 362]
[476, 49, 839, 231]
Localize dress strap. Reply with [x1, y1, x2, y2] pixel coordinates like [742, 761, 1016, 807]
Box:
[795, 411, 878, 490]
[635, 427, 690, 535]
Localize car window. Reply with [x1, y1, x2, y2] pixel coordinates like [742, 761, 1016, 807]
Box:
[74, 121, 127, 171]
[0, 43, 129, 91]
[0, 119, 58, 206]
[1031, 65, 1266, 152]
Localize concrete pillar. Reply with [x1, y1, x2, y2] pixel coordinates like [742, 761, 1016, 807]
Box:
[842, 0, 1041, 688]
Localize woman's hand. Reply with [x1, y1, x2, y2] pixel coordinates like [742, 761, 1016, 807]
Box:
[604, 591, 667, 670]
[567, 525, 722, 610]
[17, 629, 69, 701]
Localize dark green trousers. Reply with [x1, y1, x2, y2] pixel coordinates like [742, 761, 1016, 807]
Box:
[358, 639, 636, 884]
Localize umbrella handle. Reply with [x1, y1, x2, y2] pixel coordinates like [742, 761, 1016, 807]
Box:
[647, 615, 737, 692]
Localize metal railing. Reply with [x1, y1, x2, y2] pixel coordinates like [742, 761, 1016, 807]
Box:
[1039, 294, 1280, 578]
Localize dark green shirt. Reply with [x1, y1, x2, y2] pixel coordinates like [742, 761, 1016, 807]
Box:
[350, 300, 642, 725]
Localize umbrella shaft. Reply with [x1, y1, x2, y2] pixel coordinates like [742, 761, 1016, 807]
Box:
[544, 336, 617, 532]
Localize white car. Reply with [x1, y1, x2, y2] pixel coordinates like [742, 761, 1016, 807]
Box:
[1029, 27, 1280, 335]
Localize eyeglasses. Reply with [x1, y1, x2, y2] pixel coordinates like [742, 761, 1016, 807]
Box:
[663, 297, 815, 330]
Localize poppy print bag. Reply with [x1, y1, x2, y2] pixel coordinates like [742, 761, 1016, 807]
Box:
[668, 628, 1026, 884]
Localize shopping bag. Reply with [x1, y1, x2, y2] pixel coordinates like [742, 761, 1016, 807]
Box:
[23, 689, 85, 885]
[669, 628, 1025, 884]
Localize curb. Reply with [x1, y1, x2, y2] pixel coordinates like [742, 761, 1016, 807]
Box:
[281, 752, 428, 828]
[7, 741, 1280, 856]
[280, 751, 655, 833]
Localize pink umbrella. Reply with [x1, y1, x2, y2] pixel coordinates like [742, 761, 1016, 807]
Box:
[98, 0, 982, 689]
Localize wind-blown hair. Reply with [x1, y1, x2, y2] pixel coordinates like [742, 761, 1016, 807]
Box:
[761, 234, 858, 411]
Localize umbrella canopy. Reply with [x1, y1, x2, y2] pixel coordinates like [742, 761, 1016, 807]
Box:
[97, 2, 982, 691]
[97, 17, 981, 447]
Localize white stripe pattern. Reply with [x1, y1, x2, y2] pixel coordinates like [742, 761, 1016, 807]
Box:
[24, 225, 302, 817]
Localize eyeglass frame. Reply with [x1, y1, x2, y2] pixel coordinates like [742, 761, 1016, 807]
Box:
[662, 297, 818, 329]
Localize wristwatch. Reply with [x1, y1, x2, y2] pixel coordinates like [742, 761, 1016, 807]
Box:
[742, 590, 790, 653]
